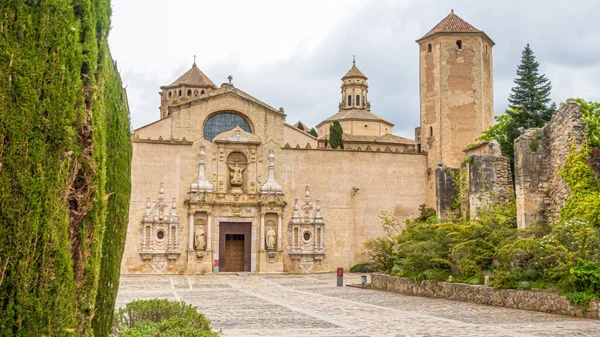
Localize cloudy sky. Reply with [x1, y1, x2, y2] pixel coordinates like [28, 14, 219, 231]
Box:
[109, 0, 600, 138]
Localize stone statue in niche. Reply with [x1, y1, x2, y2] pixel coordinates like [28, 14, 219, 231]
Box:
[194, 227, 206, 250]
[228, 164, 245, 186]
[266, 227, 276, 250]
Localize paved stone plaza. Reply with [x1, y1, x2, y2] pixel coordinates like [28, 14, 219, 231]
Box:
[116, 273, 600, 336]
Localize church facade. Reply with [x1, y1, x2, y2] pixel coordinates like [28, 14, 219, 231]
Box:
[121, 12, 494, 274]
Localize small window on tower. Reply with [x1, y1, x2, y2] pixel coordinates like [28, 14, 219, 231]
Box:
[456, 40, 462, 50]
[428, 43, 432, 53]
[356, 95, 360, 106]
[168, 91, 172, 98]
[187, 89, 192, 96]
[430, 126, 433, 137]
[348, 95, 352, 106]
[178, 89, 182, 97]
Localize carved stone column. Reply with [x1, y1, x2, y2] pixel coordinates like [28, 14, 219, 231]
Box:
[207, 211, 212, 251]
[188, 213, 194, 250]
[277, 213, 282, 251]
[260, 212, 265, 251]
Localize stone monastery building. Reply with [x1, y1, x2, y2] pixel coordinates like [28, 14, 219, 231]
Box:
[121, 11, 495, 274]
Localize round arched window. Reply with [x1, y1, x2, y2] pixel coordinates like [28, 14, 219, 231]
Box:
[203, 112, 252, 142]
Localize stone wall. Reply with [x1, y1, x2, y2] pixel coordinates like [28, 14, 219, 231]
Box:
[435, 141, 512, 219]
[435, 167, 458, 219]
[466, 154, 513, 219]
[122, 136, 428, 274]
[515, 103, 586, 229]
[371, 274, 600, 319]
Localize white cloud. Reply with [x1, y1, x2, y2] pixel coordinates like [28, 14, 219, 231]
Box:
[109, 0, 600, 138]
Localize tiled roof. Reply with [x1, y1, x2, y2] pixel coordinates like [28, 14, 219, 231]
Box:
[417, 11, 483, 42]
[343, 133, 415, 145]
[164, 64, 217, 88]
[342, 64, 367, 79]
[319, 109, 393, 126]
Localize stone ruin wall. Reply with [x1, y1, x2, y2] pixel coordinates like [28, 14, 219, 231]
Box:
[435, 141, 513, 220]
[464, 141, 513, 219]
[514, 102, 586, 229]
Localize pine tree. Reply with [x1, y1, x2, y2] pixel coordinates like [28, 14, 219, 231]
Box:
[297, 121, 305, 131]
[508, 44, 554, 127]
[480, 44, 554, 177]
[310, 128, 318, 137]
[329, 121, 344, 149]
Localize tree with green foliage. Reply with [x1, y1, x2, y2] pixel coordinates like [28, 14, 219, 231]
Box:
[0, 1, 131, 336]
[297, 121, 305, 131]
[329, 120, 344, 149]
[113, 299, 219, 336]
[310, 127, 318, 137]
[565, 98, 600, 149]
[479, 44, 554, 168]
[509, 44, 554, 124]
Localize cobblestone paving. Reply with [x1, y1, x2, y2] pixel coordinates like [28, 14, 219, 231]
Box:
[116, 273, 600, 336]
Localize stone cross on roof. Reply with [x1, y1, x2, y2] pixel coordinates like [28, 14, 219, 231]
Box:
[227, 75, 233, 84]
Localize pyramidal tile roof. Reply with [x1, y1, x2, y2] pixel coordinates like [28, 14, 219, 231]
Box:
[417, 11, 490, 43]
[342, 64, 367, 79]
[164, 63, 217, 88]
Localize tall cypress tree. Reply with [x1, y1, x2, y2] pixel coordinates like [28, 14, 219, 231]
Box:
[329, 121, 344, 149]
[0, 1, 131, 335]
[508, 44, 554, 127]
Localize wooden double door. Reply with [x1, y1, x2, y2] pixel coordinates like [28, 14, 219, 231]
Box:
[219, 223, 251, 272]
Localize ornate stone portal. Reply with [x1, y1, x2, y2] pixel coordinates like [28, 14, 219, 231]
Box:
[185, 127, 286, 274]
[139, 182, 181, 274]
[288, 186, 326, 273]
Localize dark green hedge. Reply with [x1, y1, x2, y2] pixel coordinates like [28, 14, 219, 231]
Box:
[0, 0, 131, 336]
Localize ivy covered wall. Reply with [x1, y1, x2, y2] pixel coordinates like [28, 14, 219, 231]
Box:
[0, 1, 131, 336]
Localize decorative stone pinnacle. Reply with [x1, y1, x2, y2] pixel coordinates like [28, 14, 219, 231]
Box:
[305, 185, 311, 202]
[171, 197, 177, 209]
[191, 145, 214, 193]
[159, 181, 165, 200]
[260, 150, 283, 194]
[268, 150, 275, 166]
[199, 145, 206, 162]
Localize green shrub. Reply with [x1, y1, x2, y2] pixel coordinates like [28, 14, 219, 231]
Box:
[114, 299, 219, 336]
[121, 319, 218, 337]
[349, 263, 380, 273]
[565, 292, 598, 309]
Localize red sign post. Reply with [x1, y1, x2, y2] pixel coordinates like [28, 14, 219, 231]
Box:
[337, 267, 343, 286]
